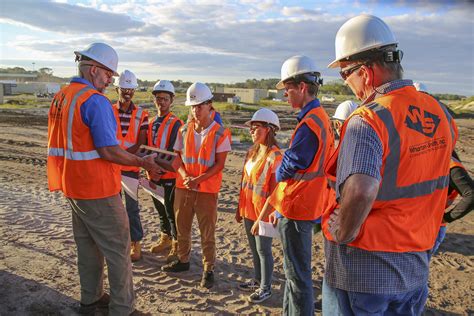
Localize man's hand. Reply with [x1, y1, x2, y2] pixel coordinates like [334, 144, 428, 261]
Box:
[327, 208, 341, 240]
[183, 176, 200, 190]
[148, 166, 164, 181]
[268, 211, 279, 227]
[141, 153, 162, 175]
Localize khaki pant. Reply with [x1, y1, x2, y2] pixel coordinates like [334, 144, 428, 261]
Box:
[68, 194, 134, 316]
[174, 188, 218, 271]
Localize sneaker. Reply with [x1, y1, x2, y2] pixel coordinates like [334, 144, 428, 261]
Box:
[248, 288, 272, 303]
[238, 279, 260, 292]
[200, 271, 215, 289]
[79, 293, 109, 314]
[161, 260, 190, 272]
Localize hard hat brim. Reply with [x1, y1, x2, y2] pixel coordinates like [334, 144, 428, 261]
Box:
[327, 41, 398, 68]
[74, 50, 119, 76]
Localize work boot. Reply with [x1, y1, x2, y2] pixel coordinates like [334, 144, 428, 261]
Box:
[150, 233, 172, 254]
[200, 270, 215, 289]
[79, 293, 109, 314]
[166, 239, 179, 263]
[162, 260, 190, 272]
[130, 241, 142, 262]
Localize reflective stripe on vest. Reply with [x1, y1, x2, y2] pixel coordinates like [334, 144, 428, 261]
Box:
[241, 151, 280, 198]
[48, 86, 100, 161]
[368, 102, 450, 201]
[290, 113, 326, 181]
[151, 114, 175, 149]
[122, 107, 144, 149]
[181, 125, 225, 167]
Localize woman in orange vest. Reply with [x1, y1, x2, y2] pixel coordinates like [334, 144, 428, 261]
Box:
[236, 108, 282, 303]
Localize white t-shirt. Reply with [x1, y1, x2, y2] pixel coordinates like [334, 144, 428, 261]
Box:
[174, 121, 231, 153]
[244, 151, 281, 176]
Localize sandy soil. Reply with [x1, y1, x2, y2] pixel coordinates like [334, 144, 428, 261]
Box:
[0, 106, 472, 315]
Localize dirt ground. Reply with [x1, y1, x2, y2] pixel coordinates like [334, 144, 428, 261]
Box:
[0, 106, 472, 315]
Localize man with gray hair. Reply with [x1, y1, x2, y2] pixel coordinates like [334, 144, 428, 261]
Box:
[47, 42, 160, 315]
[322, 15, 457, 314]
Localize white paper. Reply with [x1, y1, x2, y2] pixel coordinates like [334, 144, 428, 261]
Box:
[121, 175, 139, 201]
[258, 220, 280, 239]
[138, 178, 165, 204]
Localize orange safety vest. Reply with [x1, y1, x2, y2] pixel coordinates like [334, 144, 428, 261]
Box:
[239, 147, 282, 221]
[147, 112, 183, 179]
[323, 85, 457, 252]
[47, 82, 121, 199]
[112, 103, 148, 172]
[176, 121, 231, 193]
[267, 106, 335, 221]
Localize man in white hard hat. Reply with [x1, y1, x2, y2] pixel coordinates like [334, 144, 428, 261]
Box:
[331, 100, 358, 138]
[47, 43, 161, 315]
[112, 70, 149, 262]
[147, 80, 183, 263]
[322, 14, 457, 314]
[162, 82, 231, 290]
[264, 55, 334, 315]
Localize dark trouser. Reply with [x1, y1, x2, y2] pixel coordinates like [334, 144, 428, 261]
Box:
[151, 178, 177, 239]
[322, 279, 428, 316]
[243, 218, 274, 291]
[121, 171, 143, 242]
[278, 217, 314, 316]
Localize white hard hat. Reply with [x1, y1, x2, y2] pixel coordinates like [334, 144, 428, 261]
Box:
[333, 100, 358, 121]
[245, 108, 280, 131]
[185, 82, 213, 106]
[276, 55, 321, 89]
[153, 80, 175, 95]
[413, 82, 428, 93]
[74, 42, 119, 76]
[116, 70, 138, 89]
[328, 14, 398, 68]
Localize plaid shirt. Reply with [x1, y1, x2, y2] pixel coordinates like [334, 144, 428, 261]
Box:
[325, 79, 430, 295]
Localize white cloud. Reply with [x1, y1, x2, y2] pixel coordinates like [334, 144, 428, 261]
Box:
[0, 0, 472, 95]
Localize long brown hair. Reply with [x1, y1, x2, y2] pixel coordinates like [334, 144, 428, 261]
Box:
[247, 125, 279, 162]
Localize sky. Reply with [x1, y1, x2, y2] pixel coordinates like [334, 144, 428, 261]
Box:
[0, 0, 473, 95]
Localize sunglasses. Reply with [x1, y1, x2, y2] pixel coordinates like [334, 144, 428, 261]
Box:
[120, 88, 135, 93]
[339, 64, 364, 81]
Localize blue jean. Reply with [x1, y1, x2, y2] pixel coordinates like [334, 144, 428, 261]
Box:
[278, 217, 314, 316]
[322, 278, 428, 316]
[122, 171, 143, 242]
[429, 226, 447, 259]
[243, 218, 274, 290]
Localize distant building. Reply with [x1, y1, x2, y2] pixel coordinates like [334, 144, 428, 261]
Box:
[0, 73, 38, 83]
[213, 92, 236, 102]
[214, 87, 268, 104]
[267, 89, 285, 100]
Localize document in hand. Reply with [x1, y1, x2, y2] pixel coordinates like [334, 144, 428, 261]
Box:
[121, 175, 139, 201]
[258, 220, 280, 239]
[138, 178, 165, 204]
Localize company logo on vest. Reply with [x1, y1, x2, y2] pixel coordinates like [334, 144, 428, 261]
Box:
[405, 105, 440, 137]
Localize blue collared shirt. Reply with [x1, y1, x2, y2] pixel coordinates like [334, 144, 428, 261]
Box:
[72, 77, 119, 148]
[276, 99, 320, 182]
